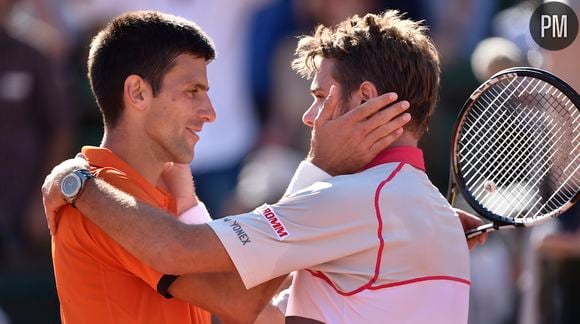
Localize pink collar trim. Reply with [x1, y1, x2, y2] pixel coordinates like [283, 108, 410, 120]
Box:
[362, 146, 425, 172]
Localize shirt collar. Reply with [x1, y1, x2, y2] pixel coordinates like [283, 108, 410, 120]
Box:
[362, 146, 425, 172]
[81, 146, 172, 206]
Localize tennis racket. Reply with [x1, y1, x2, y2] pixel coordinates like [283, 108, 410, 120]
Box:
[447, 67, 579, 239]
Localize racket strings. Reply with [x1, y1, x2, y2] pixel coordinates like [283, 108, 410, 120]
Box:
[459, 78, 547, 175]
[459, 77, 526, 157]
[459, 79, 537, 179]
[464, 101, 548, 188]
[456, 75, 579, 222]
[473, 92, 564, 206]
[463, 79, 553, 189]
[475, 111, 560, 217]
[480, 99, 571, 218]
[461, 86, 551, 216]
[487, 111, 574, 218]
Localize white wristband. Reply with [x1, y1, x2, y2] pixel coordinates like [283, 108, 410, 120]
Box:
[273, 288, 290, 314]
[178, 202, 212, 224]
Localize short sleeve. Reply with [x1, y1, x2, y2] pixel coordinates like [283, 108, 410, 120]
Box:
[74, 168, 172, 295]
[283, 161, 332, 197]
[208, 179, 377, 289]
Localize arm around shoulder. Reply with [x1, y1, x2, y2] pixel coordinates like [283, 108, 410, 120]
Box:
[74, 177, 236, 274]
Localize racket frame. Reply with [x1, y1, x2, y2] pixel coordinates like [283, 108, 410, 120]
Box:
[447, 67, 580, 238]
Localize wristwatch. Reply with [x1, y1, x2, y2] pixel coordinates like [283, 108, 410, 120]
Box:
[60, 169, 94, 206]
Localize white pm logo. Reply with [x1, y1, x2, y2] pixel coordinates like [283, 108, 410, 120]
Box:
[541, 14, 568, 38]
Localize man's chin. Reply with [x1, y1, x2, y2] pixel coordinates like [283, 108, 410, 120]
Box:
[174, 152, 194, 165]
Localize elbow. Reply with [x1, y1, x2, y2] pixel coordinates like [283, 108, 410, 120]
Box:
[218, 297, 267, 324]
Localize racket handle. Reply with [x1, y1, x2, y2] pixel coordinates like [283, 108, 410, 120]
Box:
[465, 223, 517, 239]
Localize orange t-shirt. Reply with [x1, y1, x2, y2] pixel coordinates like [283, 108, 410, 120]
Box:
[51, 146, 211, 324]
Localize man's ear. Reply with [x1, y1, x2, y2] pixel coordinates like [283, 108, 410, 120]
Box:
[359, 81, 379, 103]
[124, 75, 152, 112]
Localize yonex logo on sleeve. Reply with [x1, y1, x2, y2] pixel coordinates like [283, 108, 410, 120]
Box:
[257, 206, 290, 240]
[223, 217, 251, 246]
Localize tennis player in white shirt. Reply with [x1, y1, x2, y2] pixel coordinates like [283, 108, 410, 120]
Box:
[43, 10, 483, 324]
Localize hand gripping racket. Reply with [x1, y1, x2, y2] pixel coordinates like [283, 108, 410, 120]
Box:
[447, 67, 579, 238]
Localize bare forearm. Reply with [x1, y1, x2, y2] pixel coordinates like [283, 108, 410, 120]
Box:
[75, 178, 234, 274]
[169, 273, 286, 323]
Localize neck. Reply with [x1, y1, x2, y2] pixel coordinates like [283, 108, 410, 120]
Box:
[387, 131, 419, 148]
[101, 126, 165, 186]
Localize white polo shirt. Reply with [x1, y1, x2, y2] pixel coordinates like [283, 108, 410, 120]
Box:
[208, 146, 470, 323]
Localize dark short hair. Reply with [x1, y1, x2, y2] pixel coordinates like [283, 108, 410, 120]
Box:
[88, 11, 216, 128]
[292, 10, 440, 137]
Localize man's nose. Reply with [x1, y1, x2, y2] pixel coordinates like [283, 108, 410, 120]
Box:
[302, 105, 317, 128]
[201, 99, 216, 123]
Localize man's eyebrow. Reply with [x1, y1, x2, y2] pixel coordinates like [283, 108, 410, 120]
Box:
[188, 82, 210, 91]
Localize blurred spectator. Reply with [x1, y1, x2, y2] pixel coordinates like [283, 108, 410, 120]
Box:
[4, 0, 70, 62]
[427, 0, 498, 66]
[493, 0, 540, 66]
[0, 0, 73, 266]
[227, 145, 303, 213]
[471, 37, 525, 80]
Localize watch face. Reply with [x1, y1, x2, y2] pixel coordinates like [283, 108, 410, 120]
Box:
[61, 174, 82, 197]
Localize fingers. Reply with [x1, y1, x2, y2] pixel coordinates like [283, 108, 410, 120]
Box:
[467, 232, 488, 250]
[363, 100, 410, 132]
[479, 233, 488, 245]
[315, 85, 338, 123]
[368, 128, 404, 156]
[42, 179, 63, 236]
[344, 92, 398, 121]
[365, 112, 411, 149]
[467, 237, 478, 250]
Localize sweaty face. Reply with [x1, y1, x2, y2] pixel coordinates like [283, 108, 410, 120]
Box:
[145, 54, 216, 164]
[302, 58, 359, 127]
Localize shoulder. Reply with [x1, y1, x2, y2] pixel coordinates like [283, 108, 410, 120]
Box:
[276, 166, 393, 218]
[92, 166, 149, 199]
[372, 163, 433, 196]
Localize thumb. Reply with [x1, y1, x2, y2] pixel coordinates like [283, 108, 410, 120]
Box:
[316, 85, 339, 123]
